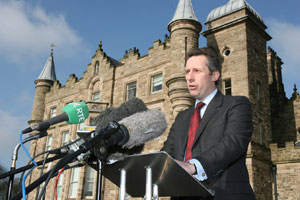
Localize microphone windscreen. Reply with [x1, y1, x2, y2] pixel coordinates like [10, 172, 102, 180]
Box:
[62, 102, 89, 124]
[118, 109, 167, 149]
[92, 97, 148, 132]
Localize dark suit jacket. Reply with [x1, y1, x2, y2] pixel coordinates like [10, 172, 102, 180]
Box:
[161, 91, 256, 200]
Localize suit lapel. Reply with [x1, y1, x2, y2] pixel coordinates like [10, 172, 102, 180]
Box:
[193, 91, 224, 145]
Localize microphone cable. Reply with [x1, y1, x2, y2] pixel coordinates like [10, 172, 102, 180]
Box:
[37, 160, 85, 200]
[54, 168, 65, 200]
[19, 136, 82, 179]
[37, 137, 86, 200]
[34, 152, 50, 200]
[37, 156, 67, 200]
[17, 137, 82, 199]
[53, 161, 85, 200]
[20, 132, 38, 200]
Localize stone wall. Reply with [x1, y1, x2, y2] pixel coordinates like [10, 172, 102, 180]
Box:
[270, 142, 300, 200]
[27, 2, 300, 200]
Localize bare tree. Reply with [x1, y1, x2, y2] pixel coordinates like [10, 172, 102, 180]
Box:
[0, 164, 8, 200]
[0, 164, 20, 200]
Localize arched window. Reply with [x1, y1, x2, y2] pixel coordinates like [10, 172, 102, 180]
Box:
[91, 80, 100, 102]
[92, 92, 100, 102]
[95, 61, 99, 73]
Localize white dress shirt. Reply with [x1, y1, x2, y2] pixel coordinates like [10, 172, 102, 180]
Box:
[187, 89, 218, 181]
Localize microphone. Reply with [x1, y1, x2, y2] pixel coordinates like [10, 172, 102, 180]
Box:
[22, 102, 89, 134]
[92, 97, 148, 132]
[94, 109, 167, 161]
[117, 109, 167, 149]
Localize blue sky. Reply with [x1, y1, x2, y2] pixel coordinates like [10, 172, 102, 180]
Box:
[0, 0, 299, 169]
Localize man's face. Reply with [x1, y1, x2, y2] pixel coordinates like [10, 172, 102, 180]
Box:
[185, 55, 219, 100]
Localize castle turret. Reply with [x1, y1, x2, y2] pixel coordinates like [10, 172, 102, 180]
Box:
[168, 0, 202, 70]
[203, 0, 272, 198]
[29, 47, 57, 126]
[167, 0, 202, 115]
[203, 0, 272, 146]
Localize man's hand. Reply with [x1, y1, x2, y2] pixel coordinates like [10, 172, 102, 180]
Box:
[175, 160, 196, 175]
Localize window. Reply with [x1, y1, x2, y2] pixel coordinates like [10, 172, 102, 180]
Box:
[258, 120, 263, 145]
[126, 82, 136, 100]
[45, 135, 53, 151]
[151, 74, 162, 93]
[61, 131, 69, 146]
[68, 167, 80, 198]
[50, 107, 57, 117]
[56, 172, 64, 200]
[256, 80, 261, 101]
[83, 166, 95, 198]
[37, 182, 45, 199]
[223, 48, 231, 56]
[92, 92, 100, 102]
[223, 79, 232, 95]
[95, 62, 99, 73]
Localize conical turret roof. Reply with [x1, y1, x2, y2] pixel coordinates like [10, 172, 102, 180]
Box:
[37, 50, 57, 81]
[169, 0, 199, 25]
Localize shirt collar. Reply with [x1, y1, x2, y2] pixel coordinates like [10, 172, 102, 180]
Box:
[195, 89, 218, 107]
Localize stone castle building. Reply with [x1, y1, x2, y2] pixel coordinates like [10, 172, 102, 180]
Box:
[26, 0, 300, 199]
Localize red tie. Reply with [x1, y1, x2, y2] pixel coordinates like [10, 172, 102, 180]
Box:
[185, 102, 205, 161]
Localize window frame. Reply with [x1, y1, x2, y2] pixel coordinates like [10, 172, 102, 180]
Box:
[50, 107, 57, 118]
[45, 135, 53, 151]
[151, 73, 163, 94]
[92, 92, 100, 102]
[56, 172, 64, 200]
[95, 61, 99, 73]
[61, 131, 69, 146]
[223, 79, 232, 95]
[126, 81, 137, 100]
[83, 166, 95, 198]
[68, 167, 80, 198]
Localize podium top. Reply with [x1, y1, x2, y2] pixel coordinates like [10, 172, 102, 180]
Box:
[102, 151, 214, 197]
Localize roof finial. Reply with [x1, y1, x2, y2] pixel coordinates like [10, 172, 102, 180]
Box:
[293, 84, 299, 96]
[50, 43, 56, 55]
[291, 83, 299, 100]
[36, 44, 57, 82]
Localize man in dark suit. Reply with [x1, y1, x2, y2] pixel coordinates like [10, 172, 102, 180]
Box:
[161, 47, 255, 200]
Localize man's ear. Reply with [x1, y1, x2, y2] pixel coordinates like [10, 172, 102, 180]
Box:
[211, 71, 220, 82]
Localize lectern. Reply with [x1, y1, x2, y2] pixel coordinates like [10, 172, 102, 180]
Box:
[101, 151, 214, 198]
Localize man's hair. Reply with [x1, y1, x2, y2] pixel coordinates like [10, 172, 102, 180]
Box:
[186, 47, 221, 74]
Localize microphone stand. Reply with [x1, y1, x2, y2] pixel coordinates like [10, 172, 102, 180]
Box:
[96, 158, 103, 200]
[0, 154, 64, 180]
[6, 131, 47, 200]
[94, 140, 109, 200]
[93, 122, 121, 200]
[11, 124, 117, 200]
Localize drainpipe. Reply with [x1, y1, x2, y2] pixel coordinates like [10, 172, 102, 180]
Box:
[110, 65, 116, 106]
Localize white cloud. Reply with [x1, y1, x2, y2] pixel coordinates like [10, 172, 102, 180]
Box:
[266, 18, 300, 96]
[0, 0, 87, 69]
[0, 109, 29, 169]
[267, 19, 300, 64]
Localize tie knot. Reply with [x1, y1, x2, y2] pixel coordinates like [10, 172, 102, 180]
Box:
[196, 102, 205, 112]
